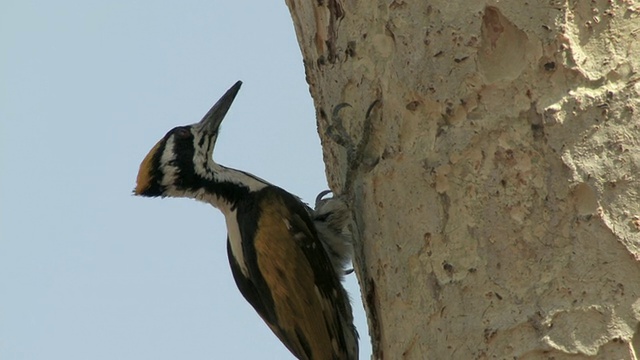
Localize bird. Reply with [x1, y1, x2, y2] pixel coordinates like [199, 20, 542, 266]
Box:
[133, 81, 358, 360]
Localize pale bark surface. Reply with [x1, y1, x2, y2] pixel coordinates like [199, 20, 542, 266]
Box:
[286, 1, 640, 359]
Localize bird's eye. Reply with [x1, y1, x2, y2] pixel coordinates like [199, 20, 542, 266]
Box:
[174, 127, 191, 138]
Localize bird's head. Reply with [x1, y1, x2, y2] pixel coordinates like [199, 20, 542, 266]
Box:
[134, 81, 242, 198]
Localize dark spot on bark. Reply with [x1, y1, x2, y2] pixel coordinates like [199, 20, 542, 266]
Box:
[346, 41, 356, 58]
[406, 101, 420, 111]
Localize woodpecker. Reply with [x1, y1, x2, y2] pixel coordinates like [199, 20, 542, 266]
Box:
[134, 81, 358, 360]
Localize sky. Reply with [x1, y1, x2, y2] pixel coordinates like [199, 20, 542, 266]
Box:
[0, 1, 371, 359]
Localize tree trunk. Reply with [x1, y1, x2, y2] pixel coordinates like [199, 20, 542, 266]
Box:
[285, 1, 640, 358]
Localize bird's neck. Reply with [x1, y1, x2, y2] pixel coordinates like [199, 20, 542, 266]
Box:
[183, 162, 270, 214]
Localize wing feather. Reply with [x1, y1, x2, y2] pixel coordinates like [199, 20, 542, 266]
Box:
[250, 187, 356, 360]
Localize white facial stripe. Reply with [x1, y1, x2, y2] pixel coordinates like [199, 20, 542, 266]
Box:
[192, 131, 211, 180]
[160, 136, 179, 187]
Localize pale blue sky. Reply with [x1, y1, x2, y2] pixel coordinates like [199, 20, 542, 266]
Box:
[1, 1, 370, 359]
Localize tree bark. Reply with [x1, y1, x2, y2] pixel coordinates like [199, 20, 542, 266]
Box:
[285, 1, 640, 358]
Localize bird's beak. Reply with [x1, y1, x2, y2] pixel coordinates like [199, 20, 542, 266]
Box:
[197, 81, 242, 134]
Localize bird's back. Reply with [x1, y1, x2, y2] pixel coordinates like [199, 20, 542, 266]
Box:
[227, 186, 358, 360]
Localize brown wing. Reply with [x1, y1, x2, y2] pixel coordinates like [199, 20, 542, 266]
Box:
[252, 189, 354, 360]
